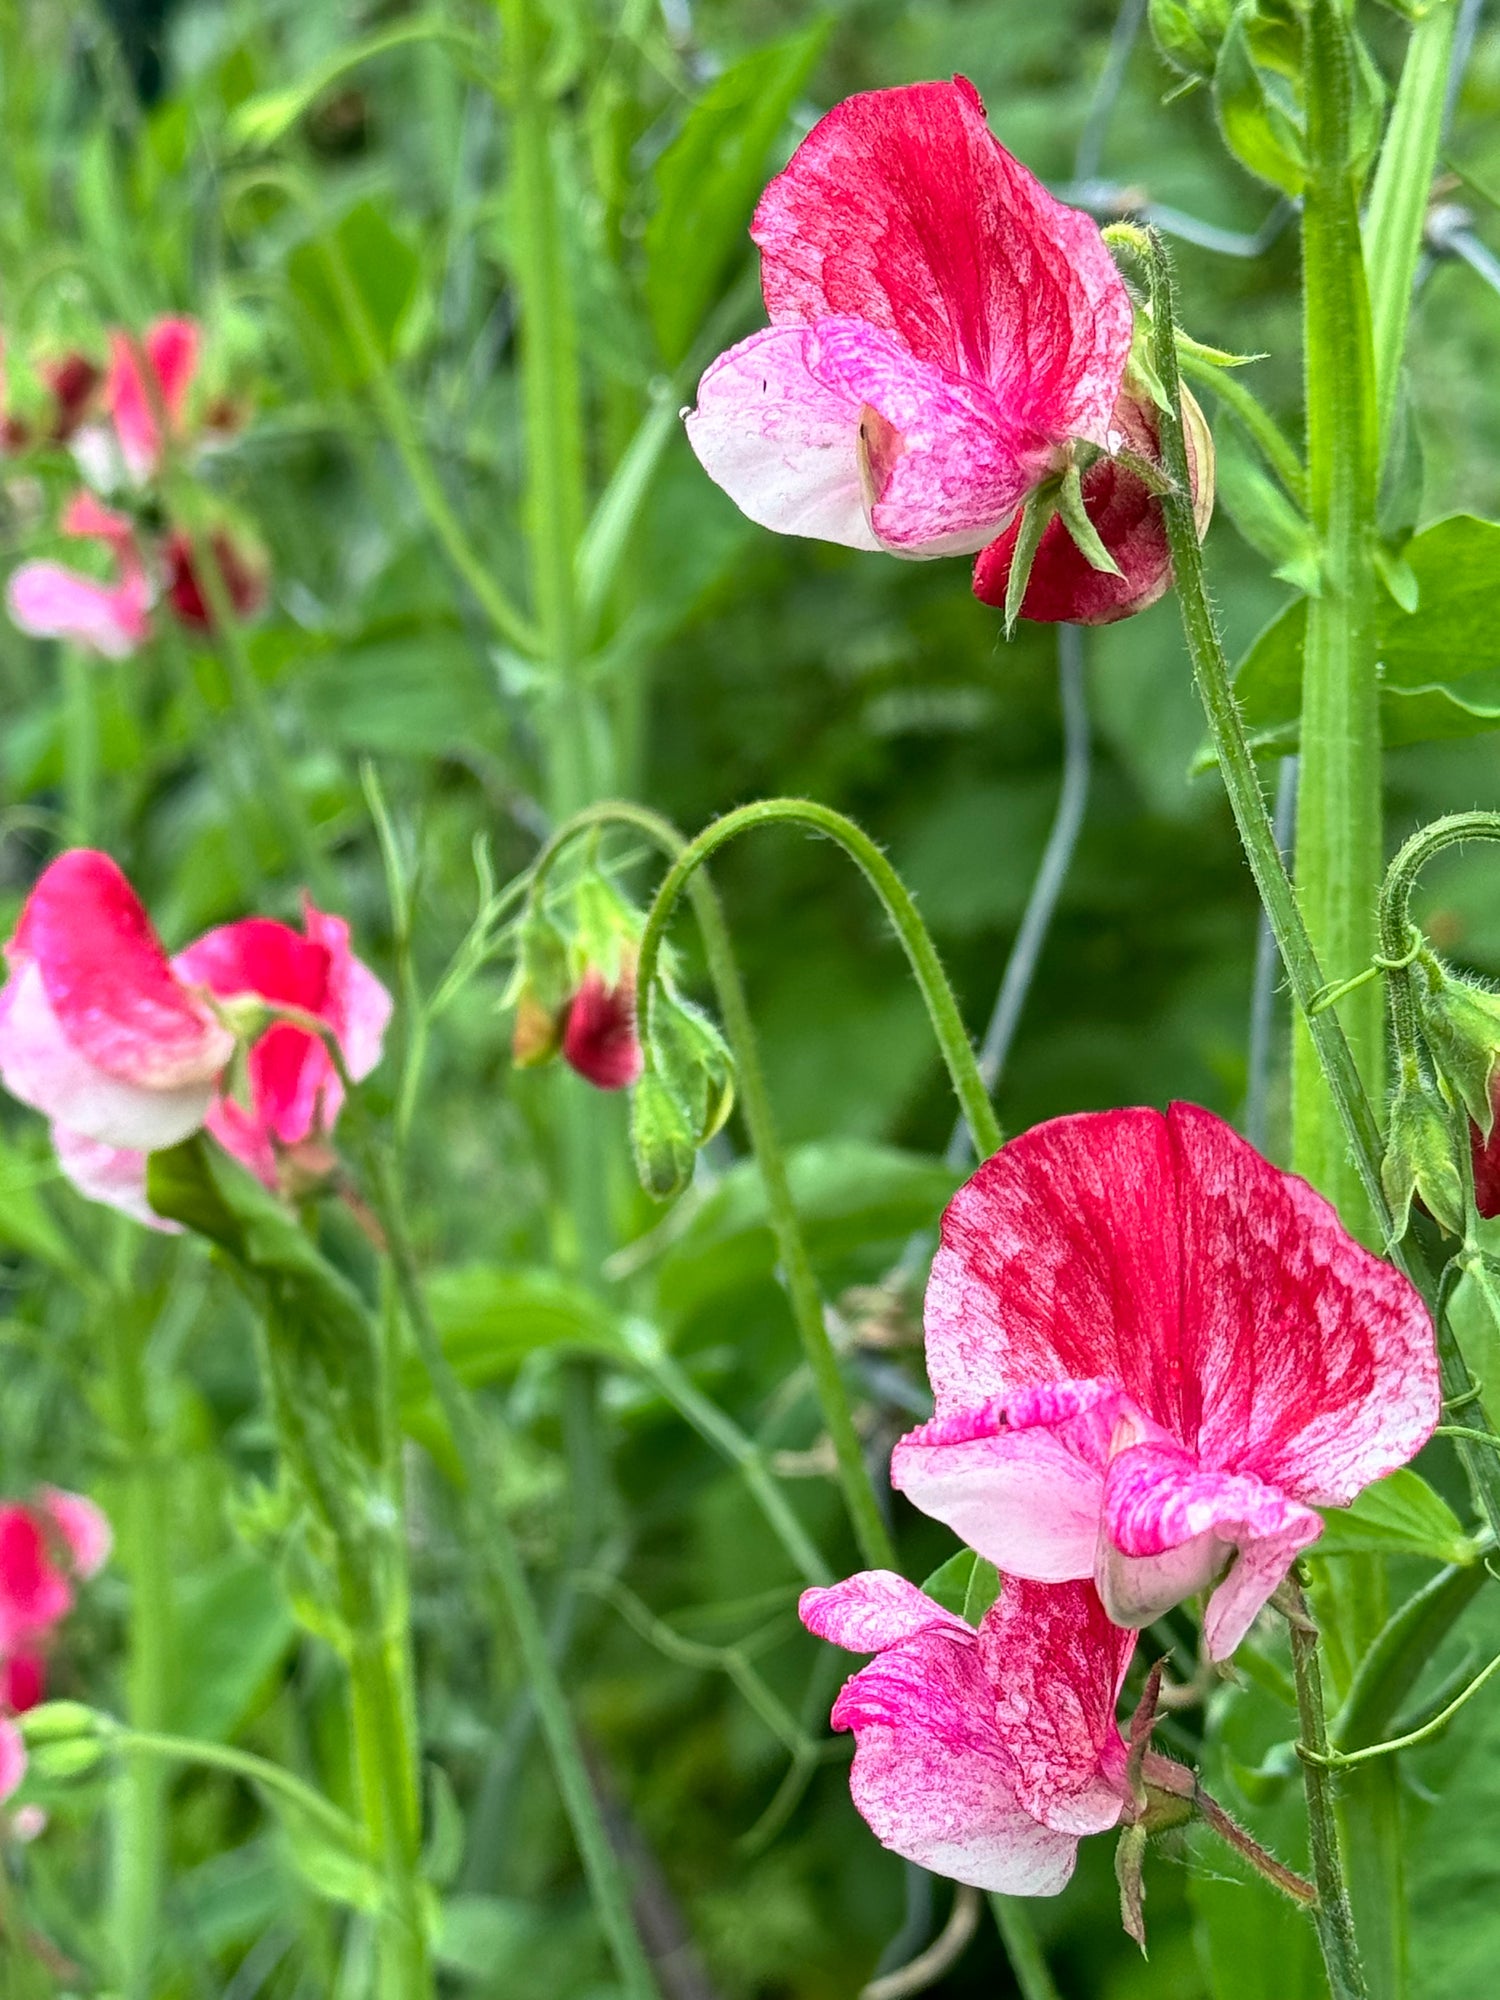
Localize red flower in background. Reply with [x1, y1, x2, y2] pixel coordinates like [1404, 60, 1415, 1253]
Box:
[686, 79, 1134, 561]
[891, 1105, 1438, 1658]
[163, 527, 267, 630]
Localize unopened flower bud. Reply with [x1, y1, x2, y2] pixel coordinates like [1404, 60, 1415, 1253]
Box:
[630, 1069, 697, 1201]
[1148, 0, 1232, 83]
[974, 384, 1214, 626]
[1383, 1074, 1465, 1238]
[648, 984, 736, 1146]
[1415, 967, 1500, 1137]
[164, 527, 267, 630]
[562, 967, 643, 1091]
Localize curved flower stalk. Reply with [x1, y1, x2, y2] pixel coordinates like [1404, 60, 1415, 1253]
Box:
[685, 78, 1137, 571]
[892, 1104, 1438, 1657]
[0, 850, 390, 1224]
[801, 1570, 1136, 1893]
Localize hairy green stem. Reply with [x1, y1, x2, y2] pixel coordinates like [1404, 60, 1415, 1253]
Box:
[1284, 1580, 1369, 2000]
[1293, 0, 1384, 1240]
[533, 800, 900, 1570]
[345, 1622, 431, 1999]
[1364, 0, 1462, 452]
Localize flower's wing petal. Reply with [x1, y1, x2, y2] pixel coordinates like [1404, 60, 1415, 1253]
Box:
[303, 903, 392, 1082]
[1100, 1440, 1322, 1655]
[247, 1021, 331, 1147]
[40, 1489, 113, 1578]
[50, 1124, 178, 1231]
[0, 962, 218, 1150]
[753, 77, 1132, 444]
[685, 326, 879, 550]
[981, 1577, 1133, 1835]
[205, 1093, 281, 1189]
[924, 1108, 1187, 1422]
[9, 851, 232, 1097]
[6, 560, 149, 659]
[1166, 1102, 1440, 1503]
[891, 1401, 1105, 1581]
[799, 1570, 967, 1652]
[806, 320, 1043, 556]
[831, 1621, 1080, 1893]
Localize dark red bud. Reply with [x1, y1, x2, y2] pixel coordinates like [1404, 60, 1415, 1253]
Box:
[561, 970, 643, 1091]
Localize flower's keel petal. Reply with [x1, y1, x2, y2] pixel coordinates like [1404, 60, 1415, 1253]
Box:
[800, 1570, 968, 1652]
[891, 1412, 1105, 1582]
[684, 327, 878, 550]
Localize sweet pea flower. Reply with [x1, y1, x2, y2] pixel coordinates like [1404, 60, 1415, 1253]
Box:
[5, 490, 152, 659]
[685, 78, 1134, 562]
[801, 1570, 1135, 1893]
[0, 1489, 111, 1708]
[0, 850, 235, 1171]
[70, 316, 200, 490]
[974, 381, 1216, 624]
[561, 968, 643, 1091]
[172, 903, 392, 1191]
[891, 1105, 1439, 1659]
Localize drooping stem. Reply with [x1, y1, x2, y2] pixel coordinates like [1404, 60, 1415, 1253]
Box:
[532, 800, 899, 1570]
[1292, 0, 1383, 1239]
[1282, 1578, 1369, 2000]
[105, 1289, 173, 2000]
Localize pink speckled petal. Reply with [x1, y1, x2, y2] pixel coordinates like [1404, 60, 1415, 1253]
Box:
[799, 1570, 967, 1653]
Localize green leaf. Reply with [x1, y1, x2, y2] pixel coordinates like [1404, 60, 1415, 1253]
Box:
[0, 1127, 80, 1275]
[1213, 4, 1307, 197]
[1211, 515, 1500, 760]
[1213, 423, 1321, 593]
[298, 630, 503, 758]
[286, 200, 421, 387]
[1315, 1469, 1476, 1565]
[920, 1550, 974, 1618]
[645, 24, 828, 367]
[167, 1553, 296, 1745]
[275, 1792, 383, 1913]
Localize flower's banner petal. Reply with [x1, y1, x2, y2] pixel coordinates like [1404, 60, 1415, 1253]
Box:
[107, 316, 199, 480]
[175, 916, 332, 1015]
[5, 560, 149, 659]
[891, 1408, 1105, 1581]
[799, 1569, 967, 1652]
[1100, 1441, 1322, 1654]
[753, 77, 1132, 447]
[7, 852, 232, 1102]
[685, 325, 879, 549]
[40, 1489, 113, 1578]
[50, 1123, 178, 1230]
[829, 1619, 1081, 1893]
[0, 962, 218, 1151]
[1167, 1102, 1439, 1502]
[981, 1577, 1133, 1835]
[806, 319, 1042, 555]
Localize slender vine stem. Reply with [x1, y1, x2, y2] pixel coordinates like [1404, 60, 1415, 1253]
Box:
[60, 645, 98, 846]
[1293, 0, 1383, 1241]
[1178, 350, 1306, 505]
[1283, 1578, 1369, 2000]
[988, 1895, 1063, 2000]
[532, 800, 898, 1569]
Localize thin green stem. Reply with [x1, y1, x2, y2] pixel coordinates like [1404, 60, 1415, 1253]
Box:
[105, 1293, 173, 2000]
[107, 1725, 365, 1852]
[342, 1111, 659, 2000]
[61, 645, 98, 846]
[988, 1895, 1063, 2000]
[1293, 0, 1384, 1240]
[1178, 350, 1307, 505]
[1364, 0, 1462, 452]
[1283, 1580, 1369, 2000]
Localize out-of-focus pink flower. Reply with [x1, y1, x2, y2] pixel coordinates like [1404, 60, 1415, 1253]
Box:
[5, 489, 152, 659]
[891, 1105, 1439, 1659]
[560, 969, 642, 1091]
[0, 1490, 110, 1659]
[163, 527, 267, 630]
[685, 79, 1133, 559]
[1, 1653, 46, 1715]
[0, 851, 234, 1175]
[0, 1719, 23, 1805]
[104, 317, 200, 483]
[173, 901, 392, 1189]
[973, 385, 1216, 624]
[801, 1569, 1134, 1892]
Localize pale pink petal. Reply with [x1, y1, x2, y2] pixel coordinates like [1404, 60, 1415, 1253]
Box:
[6, 560, 149, 659]
[0, 962, 217, 1150]
[829, 1620, 1081, 1893]
[39, 1490, 112, 1579]
[799, 1570, 967, 1652]
[204, 1093, 280, 1189]
[753, 77, 1132, 447]
[9, 851, 233, 1098]
[685, 326, 878, 550]
[981, 1578, 1133, 1836]
[891, 1413, 1105, 1582]
[806, 319, 1048, 556]
[50, 1123, 178, 1230]
[60, 490, 135, 552]
[1165, 1103, 1439, 1504]
[0, 1718, 25, 1804]
[304, 903, 392, 1081]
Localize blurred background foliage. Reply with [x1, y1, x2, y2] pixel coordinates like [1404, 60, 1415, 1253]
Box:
[4, 0, 1500, 1995]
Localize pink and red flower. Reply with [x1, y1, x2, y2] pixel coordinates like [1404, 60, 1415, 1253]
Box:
[801, 1569, 1134, 1892]
[0, 1488, 111, 1809]
[891, 1104, 1439, 1658]
[5, 490, 152, 659]
[685, 79, 1134, 562]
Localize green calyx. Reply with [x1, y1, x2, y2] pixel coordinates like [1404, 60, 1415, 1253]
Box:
[1414, 961, 1500, 1137]
[1381, 1069, 1467, 1238]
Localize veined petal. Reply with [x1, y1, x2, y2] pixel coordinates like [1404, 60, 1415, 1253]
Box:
[685, 326, 878, 550]
[799, 1570, 967, 1653]
[8, 851, 232, 1098]
[753, 77, 1132, 448]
